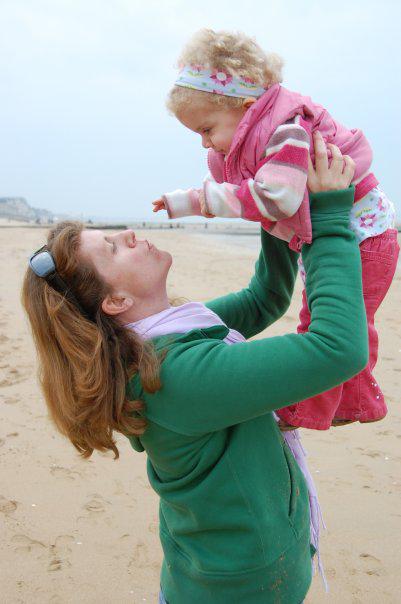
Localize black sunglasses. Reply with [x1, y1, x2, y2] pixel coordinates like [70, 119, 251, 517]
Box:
[29, 245, 91, 320]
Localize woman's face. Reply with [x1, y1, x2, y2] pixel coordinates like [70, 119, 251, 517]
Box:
[79, 229, 172, 304]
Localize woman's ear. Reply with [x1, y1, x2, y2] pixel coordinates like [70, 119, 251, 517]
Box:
[101, 294, 133, 316]
[242, 97, 257, 110]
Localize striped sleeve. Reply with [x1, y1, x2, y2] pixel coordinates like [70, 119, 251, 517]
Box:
[203, 118, 310, 223]
[163, 187, 203, 219]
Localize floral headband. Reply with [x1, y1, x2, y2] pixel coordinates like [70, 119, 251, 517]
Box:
[174, 64, 267, 98]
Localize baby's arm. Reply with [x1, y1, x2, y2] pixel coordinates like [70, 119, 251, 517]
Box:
[203, 119, 310, 222]
[153, 119, 309, 221]
[153, 188, 204, 218]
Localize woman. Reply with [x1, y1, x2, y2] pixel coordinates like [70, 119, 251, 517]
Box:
[22, 136, 367, 603]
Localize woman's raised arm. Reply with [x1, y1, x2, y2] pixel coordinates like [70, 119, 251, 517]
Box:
[205, 133, 356, 340]
[205, 232, 299, 339]
[141, 135, 367, 435]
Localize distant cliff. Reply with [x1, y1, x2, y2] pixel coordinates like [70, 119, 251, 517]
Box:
[0, 197, 53, 223]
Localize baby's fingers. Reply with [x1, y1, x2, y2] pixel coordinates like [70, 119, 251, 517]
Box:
[152, 202, 164, 212]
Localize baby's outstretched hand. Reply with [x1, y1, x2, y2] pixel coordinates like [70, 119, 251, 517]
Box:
[152, 197, 166, 213]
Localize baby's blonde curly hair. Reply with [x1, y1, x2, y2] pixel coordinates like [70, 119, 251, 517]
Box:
[166, 29, 283, 115]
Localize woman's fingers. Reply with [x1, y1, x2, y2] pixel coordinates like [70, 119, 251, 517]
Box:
[342, 155, 356, 185]
[327, 143, 343, 163]
[308, 133, 355, 192]
[313, 131, 328, 172]
[307, 153, 315, 177]
[307, 153, 317, 191]
[327, 143, 344, 178]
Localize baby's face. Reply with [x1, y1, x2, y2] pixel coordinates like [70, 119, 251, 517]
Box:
[177, 103, 247, 156]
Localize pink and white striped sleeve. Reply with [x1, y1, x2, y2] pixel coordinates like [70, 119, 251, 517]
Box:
[203, 119, 310, 223]
[163, 187, 203, 219]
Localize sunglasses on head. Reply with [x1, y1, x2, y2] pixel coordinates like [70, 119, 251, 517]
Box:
[29, 245, 91, 320]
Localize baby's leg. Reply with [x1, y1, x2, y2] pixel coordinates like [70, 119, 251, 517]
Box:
[277, 229, 399, 429]
[335, 229, 399, 422]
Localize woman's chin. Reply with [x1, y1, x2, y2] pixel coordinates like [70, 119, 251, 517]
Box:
[155, 249, 173, 276]
[161, 250, 173, 266]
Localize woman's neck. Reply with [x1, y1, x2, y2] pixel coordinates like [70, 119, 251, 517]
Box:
[119, 292, 170, 324]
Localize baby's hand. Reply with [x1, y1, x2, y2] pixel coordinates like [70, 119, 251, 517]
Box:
[152, 197, 166, 213]
[199, 190, 216, 218]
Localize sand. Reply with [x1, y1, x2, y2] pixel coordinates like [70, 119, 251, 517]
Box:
[1, 226, 400, 604]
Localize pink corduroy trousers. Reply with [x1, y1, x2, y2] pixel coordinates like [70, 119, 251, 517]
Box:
[277, 229, 400, 430]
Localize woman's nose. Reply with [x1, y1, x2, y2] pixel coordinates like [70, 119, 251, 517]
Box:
[119, 229, 136, 246]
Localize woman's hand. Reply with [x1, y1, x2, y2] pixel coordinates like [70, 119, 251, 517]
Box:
[307, 131, 355, 193]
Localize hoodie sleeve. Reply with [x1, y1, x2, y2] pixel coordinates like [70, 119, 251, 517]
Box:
[206, 228, 298, 338]
[143, 187, 369, 436]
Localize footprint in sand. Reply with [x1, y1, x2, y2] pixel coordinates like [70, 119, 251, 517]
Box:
[0, 365, 29, 387]
[355, 463, 373, 479]
[50, 465, 80, 481]
[12, 534, 47, 555]
[2, 395, 19, 405]
[83, 494, 109, 513]
[48, 535, 74, 572]
[359, 552, 385, 577]
[0, 495, 18, 514]
[361, 450, 382, 458]
[48, 558, 64, 572]
[127, 540, 158, 571]
[113, 479, 126, 496]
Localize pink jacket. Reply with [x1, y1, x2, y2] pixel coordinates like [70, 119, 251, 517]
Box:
[209, 84, 377, 247]
[165, 84, 378, 250]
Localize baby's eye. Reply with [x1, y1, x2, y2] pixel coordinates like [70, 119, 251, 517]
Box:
[202, 128, 211, 134]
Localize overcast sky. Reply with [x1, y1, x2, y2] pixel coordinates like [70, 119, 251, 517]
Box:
[1, 0, 400, 221]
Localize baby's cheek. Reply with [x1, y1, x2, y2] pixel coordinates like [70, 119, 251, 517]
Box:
[223, 131, 235, 149]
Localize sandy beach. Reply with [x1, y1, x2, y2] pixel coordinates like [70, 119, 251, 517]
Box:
[1, 225, 400, 604]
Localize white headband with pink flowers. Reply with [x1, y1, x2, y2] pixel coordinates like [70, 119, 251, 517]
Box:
[174, 65, 267, 98]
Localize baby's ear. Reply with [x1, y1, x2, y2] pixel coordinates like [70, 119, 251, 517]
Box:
[242, 97, 257, 110]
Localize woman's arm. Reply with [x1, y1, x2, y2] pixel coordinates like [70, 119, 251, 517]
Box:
[205, 231, 299, 339]
[146, 186, 368, 435]
[143, 137, 367, 435]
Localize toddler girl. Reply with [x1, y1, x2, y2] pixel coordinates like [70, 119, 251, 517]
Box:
[153, 29, 399, 430]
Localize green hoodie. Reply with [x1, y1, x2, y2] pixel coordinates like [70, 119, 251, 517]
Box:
[127, 187, 368, 603]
